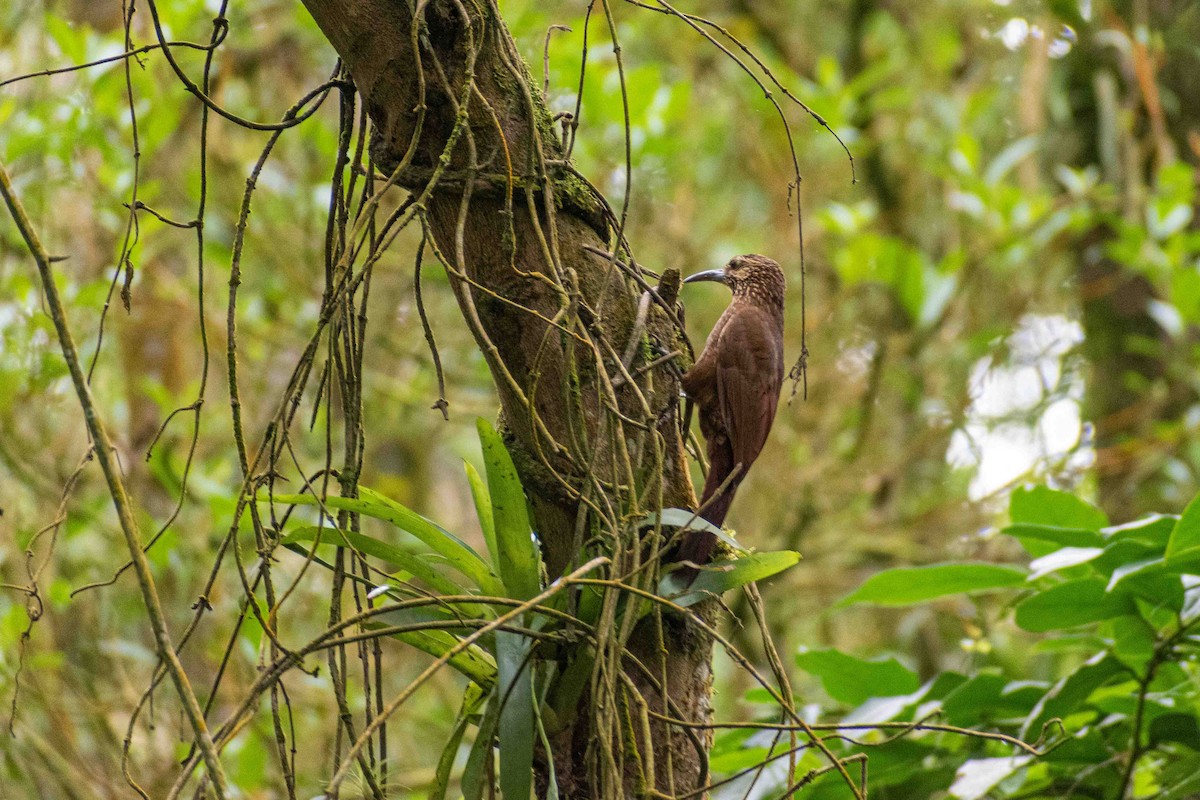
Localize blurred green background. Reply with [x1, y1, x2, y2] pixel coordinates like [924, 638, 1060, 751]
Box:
[3, 0, 1200, 797]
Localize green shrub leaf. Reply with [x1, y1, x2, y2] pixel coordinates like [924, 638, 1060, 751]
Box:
[839, 563, 1027, 607]
[1167, 492, 1200, 562]
[1010, 485, 1108, 530]
[794, 647, 919, 705]
[1028, 546, 1105, 579]
[1014, 578, 1135, 632]
[1003, 524, 1106, 550]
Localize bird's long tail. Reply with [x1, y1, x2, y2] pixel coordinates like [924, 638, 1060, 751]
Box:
[673, 447, 740, 584]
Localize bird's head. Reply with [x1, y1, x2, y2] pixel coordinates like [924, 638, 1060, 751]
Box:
[684, 254, 785, 310]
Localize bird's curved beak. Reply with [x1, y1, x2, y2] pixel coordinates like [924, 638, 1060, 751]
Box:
[684, 268, 727, 285]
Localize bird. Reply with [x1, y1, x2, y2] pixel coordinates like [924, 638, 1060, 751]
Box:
[674, 254, 786, 576]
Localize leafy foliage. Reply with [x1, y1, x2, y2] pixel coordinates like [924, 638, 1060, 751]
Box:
[4, 0, 1200, 796]
[714, 486, 1200, 798]
[274, 422, 799, 796]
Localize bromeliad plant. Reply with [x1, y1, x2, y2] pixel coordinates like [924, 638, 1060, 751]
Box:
[267, 418, 800, 798]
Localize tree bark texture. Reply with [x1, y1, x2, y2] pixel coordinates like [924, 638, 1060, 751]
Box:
[299, 1, 711, 796]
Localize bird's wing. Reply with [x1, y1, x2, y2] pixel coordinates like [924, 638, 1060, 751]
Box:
[715, 307, 784, 473]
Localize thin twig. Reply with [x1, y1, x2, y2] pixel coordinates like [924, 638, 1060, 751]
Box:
[0, 158, 230, 797]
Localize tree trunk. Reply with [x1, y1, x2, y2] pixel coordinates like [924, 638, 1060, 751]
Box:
[299, 1, 711, 796]
[1064, 1, 1200, 521]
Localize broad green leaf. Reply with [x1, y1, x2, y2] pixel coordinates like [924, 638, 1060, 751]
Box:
[1107, 557, 1167, 592]
[664, 550, 801, 606]
[272, 490, 500, 595]
[1150, 713, 1200, 751]
[1126, 574, 1185, 616]
[284, 526, 470, 600]
[794, 647, 919, 705]
[1161, 768, 1200, 800]
[1103, 515, 1177, 548]
[1014, 578, 1135, 632]
[940, 675, 1046, 727]
[359, 485, 500, 590]
[838, 562, 1027, 607]
[477, 419, 541, 601]
[940, 674, 1007, 726]
[1105, 615, 1157, 672]
[1028, 547, 1105, 579]
[465, 461, 499, 569]
[1092, 539, 1167, 577]
[496, 631, 534, 800]
[45, 15, 87, 63]
[1003, 524, 1106, 550]
[843, 672, 963, 727]
[709, 745, 771, 774]
[1010, 485, 1108, 530]
[1167, 493, 1200, 562]
[1020, 654, 1125, 740]
[843, 740, 932, 791]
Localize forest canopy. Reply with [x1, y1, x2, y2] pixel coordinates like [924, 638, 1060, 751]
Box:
[2, 1, 1200, 798]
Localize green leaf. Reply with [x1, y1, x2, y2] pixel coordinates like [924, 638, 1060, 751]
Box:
[1150, 713, 1200, 751]
[1103, 515, 1177, 548]
[1167, 493, 1200, 562]
[1010, 485, 1108, 530]
[496, 631, 534, 800]
[477, 419, 541, 601]
[547, 651, 594, 731]
[283, 526, 471, 600]
[708, 744, 771, 774]
[1003, 524, 1106, 550]
[369, 620, 497, 689]
[1105, 615, 1157, 672]
[272, 490, 500, 595]
[1127, 574, 1185, 616]
[641, 508, 746, 553]
[643, 508, 723, 537]
[429, 686, 485, 800]
[45, 16, 87, 63]
[940, 674, 1007, 726]
[465, 461, 499, 569]
[462, 690, 502, 800]
[1014, 578, 1135, 632]
[838, 562, 1027, 607]
[1107, 557, 1167, 592]
[663, 550, 801, 607]
[794, 647, 919, 705]
[1092, 539, 1166, 577]
[1020, 654, 1125, 740]
[1028, 547, 1105, 579]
